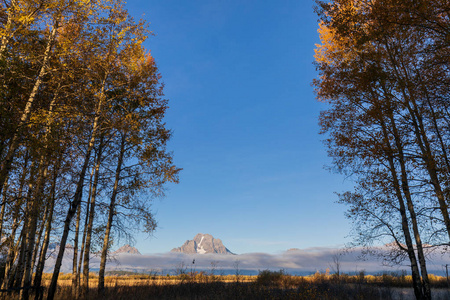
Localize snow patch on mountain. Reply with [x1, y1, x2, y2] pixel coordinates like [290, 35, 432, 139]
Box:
[197, 236, 206, 254]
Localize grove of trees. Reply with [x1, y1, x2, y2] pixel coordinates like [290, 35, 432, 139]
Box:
[0, 0, 179, 299]
[314, 0, 449, 299]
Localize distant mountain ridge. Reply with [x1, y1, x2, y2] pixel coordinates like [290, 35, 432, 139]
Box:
[46, 243, 141, 255]
[171, 233, 234, 254]
[114, 244, 141, 255]
[42, 242, 450, 276]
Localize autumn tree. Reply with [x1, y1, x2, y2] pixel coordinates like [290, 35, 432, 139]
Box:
[0, 1, 179, 299]
[96, 31, 179, 295]
[314, 0, 449, 299]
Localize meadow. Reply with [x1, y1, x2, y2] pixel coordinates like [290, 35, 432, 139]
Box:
[2, 270, 450, 299]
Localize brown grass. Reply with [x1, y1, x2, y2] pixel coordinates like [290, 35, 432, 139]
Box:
[2, 272, 450, 299]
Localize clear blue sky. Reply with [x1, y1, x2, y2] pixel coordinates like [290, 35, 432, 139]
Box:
[125, 0, 354, 254]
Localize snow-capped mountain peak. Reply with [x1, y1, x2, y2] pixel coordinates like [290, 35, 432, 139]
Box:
[171, 233, 234, 255]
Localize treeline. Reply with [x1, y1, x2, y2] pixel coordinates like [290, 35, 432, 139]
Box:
[0, 1, 179, 300]
[314, 1, 449, 300]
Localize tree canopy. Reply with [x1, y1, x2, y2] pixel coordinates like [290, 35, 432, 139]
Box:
[314, 1, 449, 299]
[0, 1, 179, 299]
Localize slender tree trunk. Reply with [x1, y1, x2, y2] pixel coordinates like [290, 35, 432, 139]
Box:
[2, 229, 24, 291]
[30, 205, 48, 274]
[77, 192, 89, 298]
[1, 154, 30, 289]
[379, 113, 424, 300]
[0, 0, 15, 59]
[77, 168, 94, 299]
[83, 136, 104, 297]
[1, 213, 25, 290]
[30, 89, 60, 282]
[384, 40, 450, 241]
[0, 139, 6, 169]
[98, 134, 125, 294]
[13, 233, 27, 289]
[15, 161, 38, 294]
[33, 158, 60, 300]
[0, 183, 8, 244]
[0, 19, 58, 197]
[405, 85, 450, 243]
[20, 90, 60, 300]
[388, 113, 431, 299]
[47, 79, 107, 300]
[47, 143, 92, 300]
[409, 101, 450, 241]
[415, 67, 450, 175]
[71, 204, 82, 298]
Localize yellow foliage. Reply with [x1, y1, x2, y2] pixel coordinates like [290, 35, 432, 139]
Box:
[314, 0, 374, 68]
[314, 21, 358, 67]
[18, 15, 35, 24]
[77, 0, 92, 5]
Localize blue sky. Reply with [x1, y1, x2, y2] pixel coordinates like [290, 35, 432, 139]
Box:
[125, 0, 354, 254]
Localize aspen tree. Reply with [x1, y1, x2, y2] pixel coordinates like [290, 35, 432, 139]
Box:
[47, 2, 142, 298]
[313, 1, 449, 298]
[0, 1, 178, 298]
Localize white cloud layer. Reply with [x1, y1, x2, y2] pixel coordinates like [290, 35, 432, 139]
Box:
[44, 245, 450, 276]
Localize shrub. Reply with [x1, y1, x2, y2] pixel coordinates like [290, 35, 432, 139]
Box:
[256, 269, 284, 287]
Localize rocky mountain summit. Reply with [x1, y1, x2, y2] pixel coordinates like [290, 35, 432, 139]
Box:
[171, 233, 234, 254]
[113, 244, 141, 255]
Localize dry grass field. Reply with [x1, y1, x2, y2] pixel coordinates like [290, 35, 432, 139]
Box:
[2, 271, 450, 299]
